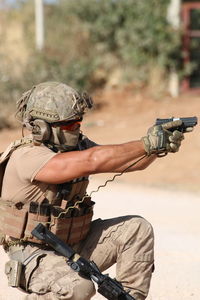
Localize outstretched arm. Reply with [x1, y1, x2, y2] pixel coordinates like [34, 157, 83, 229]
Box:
[35, 140, 150, 184]
[35, 120, 186, 184]
[112, 153, 157, 173]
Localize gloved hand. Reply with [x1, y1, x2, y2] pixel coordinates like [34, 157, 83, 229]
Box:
[141, 120, 184, 156]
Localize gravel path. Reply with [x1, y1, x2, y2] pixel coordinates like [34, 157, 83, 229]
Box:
[0, 180, 200, 300]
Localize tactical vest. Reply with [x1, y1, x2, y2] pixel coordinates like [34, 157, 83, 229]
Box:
[0, 137, 94, 246]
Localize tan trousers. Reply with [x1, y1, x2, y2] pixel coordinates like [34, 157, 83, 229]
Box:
[9, 215, 154, 300]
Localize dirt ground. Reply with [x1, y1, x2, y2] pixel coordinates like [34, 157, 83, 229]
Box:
[83, 88, 200, 193]
[0, 87, 200, 299]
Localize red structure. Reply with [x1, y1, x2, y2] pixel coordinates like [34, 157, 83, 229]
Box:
[182, 1, 200, 90]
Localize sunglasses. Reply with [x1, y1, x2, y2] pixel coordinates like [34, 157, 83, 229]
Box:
[52, 120, 81, 131]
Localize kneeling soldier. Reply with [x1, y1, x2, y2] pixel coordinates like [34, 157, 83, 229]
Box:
[0, 82, 189, 299]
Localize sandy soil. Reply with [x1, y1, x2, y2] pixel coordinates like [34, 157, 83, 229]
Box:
[90, 181, 200, 300]
[0, 88, 200, 299]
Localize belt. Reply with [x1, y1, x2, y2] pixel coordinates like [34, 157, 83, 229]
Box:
[9, 245, 48, 266]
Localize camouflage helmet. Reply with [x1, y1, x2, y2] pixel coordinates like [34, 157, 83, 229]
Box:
[16, 81, 93, 125]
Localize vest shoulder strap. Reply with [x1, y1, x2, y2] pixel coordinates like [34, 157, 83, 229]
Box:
[0, 136, 33, 196]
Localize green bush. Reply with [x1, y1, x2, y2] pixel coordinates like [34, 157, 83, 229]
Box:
[19, 0, 182, 87]
[0, 0, 182, 119]
[57, 0, 181, 80]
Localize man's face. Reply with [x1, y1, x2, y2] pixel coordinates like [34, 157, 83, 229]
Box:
[50, 119, 82, 151]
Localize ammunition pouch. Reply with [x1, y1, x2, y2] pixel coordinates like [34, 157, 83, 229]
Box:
[0, 196, 94, 246]
[0, 201, 28, 240]
[0, 172, 94, 245]
[5, 259, 22, 287]
[51, 210, 93, 245]
[24, 212, 50, 244]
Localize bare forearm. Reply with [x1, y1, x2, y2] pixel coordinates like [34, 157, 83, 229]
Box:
[87, 140, 147, 174]
[35, 140, 149, 183]
[112, 154, 156, 173]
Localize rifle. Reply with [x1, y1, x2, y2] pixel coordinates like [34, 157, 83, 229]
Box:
[31, 223, 136, 300]
[155, 116, 198, 133]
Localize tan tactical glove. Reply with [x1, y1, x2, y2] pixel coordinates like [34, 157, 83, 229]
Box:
[141, 120, 184, 156]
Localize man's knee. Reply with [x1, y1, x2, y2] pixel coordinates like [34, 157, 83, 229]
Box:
[120, 216, 154, 262]
[25, 280, 95, 300]
[122, 216, 154, 242]
[72, 279, 95, 300]
[135, 216, 154, 240]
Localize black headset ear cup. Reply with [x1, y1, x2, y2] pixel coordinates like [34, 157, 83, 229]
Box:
[32, 119, 51, 142]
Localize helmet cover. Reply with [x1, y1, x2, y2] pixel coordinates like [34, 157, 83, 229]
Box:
[16, 82, 93, 125]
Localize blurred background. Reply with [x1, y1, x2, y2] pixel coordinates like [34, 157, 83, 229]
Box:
[0, 3, 200, 298]
[0, 0, 200, 191]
